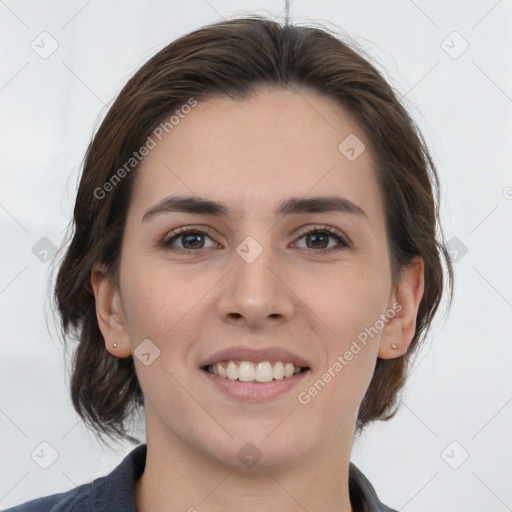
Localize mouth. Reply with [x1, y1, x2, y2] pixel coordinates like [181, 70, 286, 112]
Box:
[201, 360, 310, 383]
[198, 346, 311, 401]
[200, 361, 310, 401]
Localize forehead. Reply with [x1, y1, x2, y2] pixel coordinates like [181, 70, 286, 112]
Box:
[129, 88, 382, 221]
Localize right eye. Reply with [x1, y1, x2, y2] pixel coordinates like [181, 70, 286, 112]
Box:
[162, 228, 219, 252]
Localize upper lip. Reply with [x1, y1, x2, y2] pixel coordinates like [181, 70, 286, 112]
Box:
[199, 346, 311, 369]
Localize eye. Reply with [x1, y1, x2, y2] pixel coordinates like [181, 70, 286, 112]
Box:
[162, 227, 218, 252]
[293, 225, 350, 254]
[161, 225, 350, 255]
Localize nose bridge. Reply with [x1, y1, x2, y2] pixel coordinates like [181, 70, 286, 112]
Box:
[216, 233, 295, 325]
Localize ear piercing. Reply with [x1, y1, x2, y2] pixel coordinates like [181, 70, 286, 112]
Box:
[391, 343, 398, 350]
[113, 343, 117, 348]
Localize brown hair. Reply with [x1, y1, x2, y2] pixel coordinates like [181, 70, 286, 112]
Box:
[52, 15, 453, 442]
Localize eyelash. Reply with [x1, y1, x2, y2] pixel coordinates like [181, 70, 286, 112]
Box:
[161, 225, 351, 255]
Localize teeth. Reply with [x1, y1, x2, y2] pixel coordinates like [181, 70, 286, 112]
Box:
[238, 361, 256, 382]
[226, 360, 238, 380]
[284, 362, 295, 377]
[255, 362, 273, 382]
[273, 361, 284, 379]
[206, 360, 305, 382]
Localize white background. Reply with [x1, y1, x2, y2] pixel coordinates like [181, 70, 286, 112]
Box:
[1, 1, 511, 510]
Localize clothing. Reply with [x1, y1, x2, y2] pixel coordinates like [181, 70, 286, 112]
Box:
[4, 444, 397, 512]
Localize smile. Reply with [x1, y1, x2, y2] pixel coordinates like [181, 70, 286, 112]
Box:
[204, 360, 308, 383]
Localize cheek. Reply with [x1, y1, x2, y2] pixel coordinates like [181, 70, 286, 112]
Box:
[300, 264, 390, 339]
[119, 255, 211, 341]
[299, 266, 388, 398]
[299, 278, 384, 423]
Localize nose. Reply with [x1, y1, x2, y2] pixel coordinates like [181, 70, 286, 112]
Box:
[216, 238, 295, 328]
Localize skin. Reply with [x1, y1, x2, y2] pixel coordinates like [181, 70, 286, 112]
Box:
[92, 88, 424, 512]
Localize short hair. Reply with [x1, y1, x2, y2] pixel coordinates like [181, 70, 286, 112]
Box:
[52, 15, 453, 442]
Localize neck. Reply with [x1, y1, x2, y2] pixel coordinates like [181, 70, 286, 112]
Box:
[134, 414, 355, 512]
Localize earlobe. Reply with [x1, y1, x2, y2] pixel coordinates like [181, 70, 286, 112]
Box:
[90, 262, 132, 358]
[378, 256, 425, 359]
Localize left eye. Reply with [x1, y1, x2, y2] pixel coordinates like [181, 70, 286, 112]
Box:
[294, 229, 349, 251]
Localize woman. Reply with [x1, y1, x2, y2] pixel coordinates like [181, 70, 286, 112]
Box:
[6, 15, 452, 512]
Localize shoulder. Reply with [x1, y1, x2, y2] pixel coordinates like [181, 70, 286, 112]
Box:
[3, 444, 147, 512]
[2, 483, 91, 512]
[349, 461, 398, 512]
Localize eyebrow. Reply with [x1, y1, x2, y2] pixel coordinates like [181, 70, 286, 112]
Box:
[142, 195, 368, 223]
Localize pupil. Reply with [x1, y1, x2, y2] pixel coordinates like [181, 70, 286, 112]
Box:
[306, 233, 328, 249]
[182, 233, 204, 249]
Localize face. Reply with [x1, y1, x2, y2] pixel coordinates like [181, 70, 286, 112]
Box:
[94, 88, 422, 470]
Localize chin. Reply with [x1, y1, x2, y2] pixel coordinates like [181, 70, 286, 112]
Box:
[200, 429, 306, 471]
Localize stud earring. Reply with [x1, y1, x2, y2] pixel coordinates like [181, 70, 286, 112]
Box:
[391, 343, 398, 350]
[113, 343, 117, 349]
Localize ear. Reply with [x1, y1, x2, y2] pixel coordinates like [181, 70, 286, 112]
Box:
[90, 262, 132, 358]
[378, 256, 425, 359]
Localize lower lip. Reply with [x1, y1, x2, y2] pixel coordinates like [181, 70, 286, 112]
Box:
[200, 368, 310, 401]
